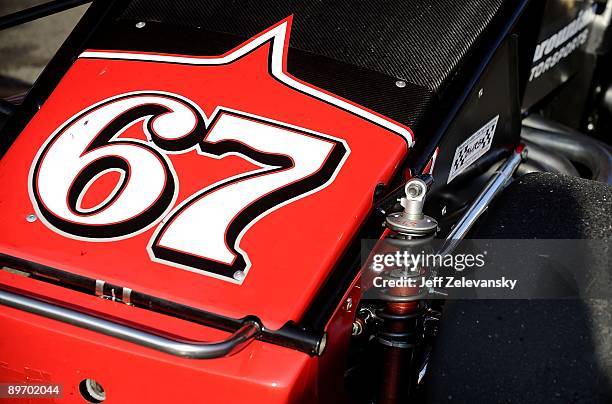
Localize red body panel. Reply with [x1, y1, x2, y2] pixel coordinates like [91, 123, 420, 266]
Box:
[0, 19, 410, 329]
[0, 272, 318, 403]
[0, 20, 412, 402]
[0, 267, 365, 404]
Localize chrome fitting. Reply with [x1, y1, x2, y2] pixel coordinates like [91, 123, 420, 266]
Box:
[385, 178, 438, 237]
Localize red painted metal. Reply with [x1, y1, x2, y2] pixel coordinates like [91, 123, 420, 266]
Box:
[0, 271, 319, 403]
[0, 19, 410, 330]
[0, 19, 413, 402]
[0, 265, 370, 402]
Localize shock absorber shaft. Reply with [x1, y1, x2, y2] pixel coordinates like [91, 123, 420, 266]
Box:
[377, 178, 438, 403]
[375, 148, 524, 402]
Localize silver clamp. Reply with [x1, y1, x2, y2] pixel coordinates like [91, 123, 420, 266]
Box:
[95, 279, 105, 297]
[122, 287, 133, 306]
[95, 280, 133, 306]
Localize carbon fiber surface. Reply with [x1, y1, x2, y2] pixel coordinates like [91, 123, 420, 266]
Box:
[119, 0, 504, 93]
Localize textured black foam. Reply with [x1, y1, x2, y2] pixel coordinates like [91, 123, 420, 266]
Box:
[472, 172, 612, 240]
[426, 173, 612, 403]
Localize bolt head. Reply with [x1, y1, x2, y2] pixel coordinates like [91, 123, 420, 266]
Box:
[407, 183, 422, 197]
[233, 271, 245, 281]
[26, 214, 37, 223]
[404, 178, 426, 200]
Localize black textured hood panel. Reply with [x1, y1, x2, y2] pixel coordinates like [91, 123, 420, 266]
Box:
[102, 0, 522, 139]
[120, 0, 505, 92]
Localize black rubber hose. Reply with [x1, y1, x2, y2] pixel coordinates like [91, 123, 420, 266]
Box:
[520, 139, 579, 177]
[521, 126, 612, 184]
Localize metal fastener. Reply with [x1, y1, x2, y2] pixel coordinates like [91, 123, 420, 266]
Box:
[352, 321, 363, 336]
[95, 280, 105, 297]
[345, 297, 353, 311]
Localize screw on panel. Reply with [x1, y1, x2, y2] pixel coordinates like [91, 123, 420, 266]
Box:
[135, 21, 146, 28]
[26, 214, 37, 223]
[233, 271, 245, 281]
[395, 80, 407, 88]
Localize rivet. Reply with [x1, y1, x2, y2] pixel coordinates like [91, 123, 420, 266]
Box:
[26, 214, 37, 223]
[135, 21, 146, 28]
[233, 271, 245, 281]
[395, 80, 407, 88]
[478, 88, 484, 98]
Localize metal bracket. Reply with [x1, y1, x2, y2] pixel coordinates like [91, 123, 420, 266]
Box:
[94, 279, 133, 306]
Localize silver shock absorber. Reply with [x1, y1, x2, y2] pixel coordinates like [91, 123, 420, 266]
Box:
[376, 178, 438, 403]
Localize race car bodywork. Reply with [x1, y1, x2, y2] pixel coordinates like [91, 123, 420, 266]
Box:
[0, 18, 410, 328]
[0, 0, 611, 403]
[0, 13, 411, 403]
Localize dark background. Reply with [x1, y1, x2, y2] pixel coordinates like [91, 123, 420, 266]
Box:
[0, 0, 88, 98]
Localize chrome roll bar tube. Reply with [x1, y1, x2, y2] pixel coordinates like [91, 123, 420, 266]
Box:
[0, 288, 261, 359]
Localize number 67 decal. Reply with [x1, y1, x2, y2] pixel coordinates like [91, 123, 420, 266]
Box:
[30, 91, 349, 282]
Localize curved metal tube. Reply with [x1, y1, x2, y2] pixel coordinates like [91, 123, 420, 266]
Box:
[520, 139, 579, 177]
[521, 126, 612, 184]
[0, 289, 261, 359]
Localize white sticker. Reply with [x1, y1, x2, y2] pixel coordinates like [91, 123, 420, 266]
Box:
[448, 115, 499, 183]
